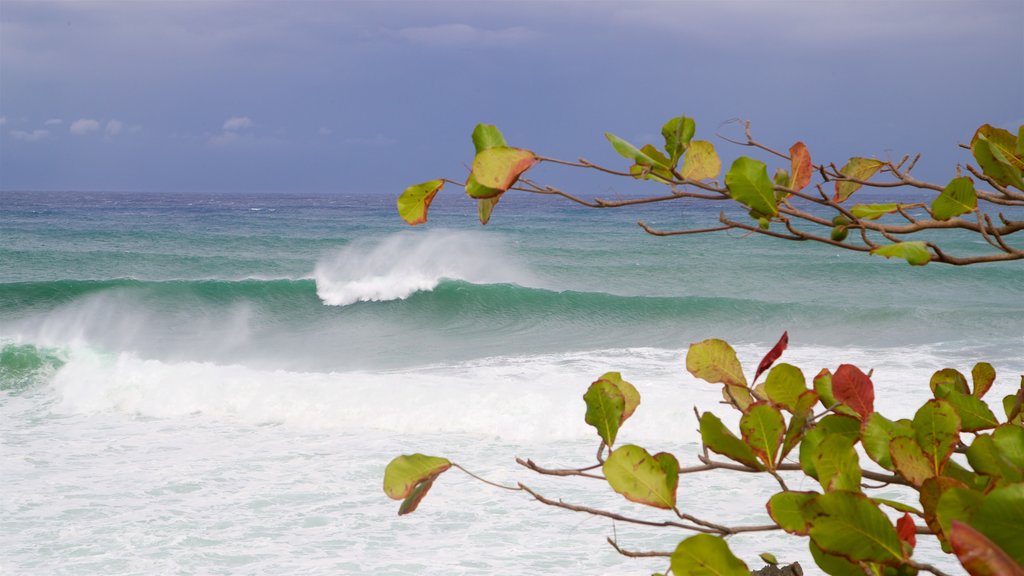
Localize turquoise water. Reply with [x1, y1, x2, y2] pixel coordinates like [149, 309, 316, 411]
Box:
[1, 190, 1021, 574]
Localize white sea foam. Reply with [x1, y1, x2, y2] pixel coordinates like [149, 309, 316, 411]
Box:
[313, 229, 540, 306]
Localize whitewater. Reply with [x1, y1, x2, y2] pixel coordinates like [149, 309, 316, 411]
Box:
[1, 190, 1021, 574]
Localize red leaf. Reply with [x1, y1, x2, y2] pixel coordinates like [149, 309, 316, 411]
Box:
[950, 521, 1024, 576]
[832, 364, 875, 420]
[753, 331, 789, 383]
[789, 143, 812, 192]
[896, 513, 917, 550]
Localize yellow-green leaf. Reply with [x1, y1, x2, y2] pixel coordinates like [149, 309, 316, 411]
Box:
[670, 534, 749, 576]
[726, 156, 778, 217]
[686, 338, 747, 387]
[383, 453, 452, 515]
[471, 123, 507, 153]
[932, 176, 977, 220]
[606, 132, 669, 168]
[834, 157, 883, 202]
[468, 147, 537, 198]
[603, 444, 679, 509]
[397, 179, 445, 226]
[681, 140, 721, 180]
[850, 203, 900, 220]
[583, 380, 625, 447]
[662, 116, 696, 166]
[870, 241, 932, 266]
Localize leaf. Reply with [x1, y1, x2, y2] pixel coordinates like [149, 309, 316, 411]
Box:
[754, 331, 789, 384]
[813, 368, 858, 417]
[725, 156, 778, 217]
[968, 484, 1024, 565]
[606, 132, 668, 168]
[934, 383, 999, 433]
[686, 339, 747, 387]
[767, 490, 819, 535]
[993, 424, 1024, 469]
[722, 383, 755, 412]
[670, 534, 750, 576]
[966, 434, 1023, 483]
[603, 444, 679, 509]
[759, 552, 779, 566]
[931, 368, 970, 395]
[861, 413, 913, 471]
[740, 402, 786, 469]
[809, 540, 866, 576]
[662, 116, 696, 166]
[808, 491, 905, 564]
[834, 158, 883, 202]
[950, 521, 1024, 576]
[890, 436, 935, 487]
[471, 123, 507, 153]
[972, 124, 1024, 190]
[832, 364, 875, 420]
[972, 363, 996, 398]
[896, 513, 917, 551]
[700, 411, 762, 469]
[468, 147, 537, 198]
[781, 390, 819, 460]
[800, 415, 861, 479]
[383, 454, 452, 515]
[597, 371, 641, 422]
[477, 196, 499, 225]
[583, 379, 625, 447]
[920, 476, 968, 547]
[936, 486, 984, 540]
[790, 142, 813, 192]
[465, 172, 503, 200]
[639, 144, 673, 170]
[914, 399, 961, 475]
[397, 180, 445, 226]
[681, 140, 721, 180]
[932, 176, 977, 220]
[870, 241, 932, 266]
[811, 434, 861, 492]
[850, 203, 900, 220]
[764, 363, 807, 413]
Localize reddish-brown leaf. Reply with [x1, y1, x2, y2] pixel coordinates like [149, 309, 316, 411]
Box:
[896, 513, 917, 551]
[754, 331, 789, 383]
[950, 521, 1024, 576]
[789, 143, 812, 192]
[832, 364, 875, 420]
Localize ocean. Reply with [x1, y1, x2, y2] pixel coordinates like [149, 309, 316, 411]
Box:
[1, 189, 1021, 575]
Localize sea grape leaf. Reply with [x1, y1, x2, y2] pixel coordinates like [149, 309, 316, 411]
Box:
[936, 487, 984, 541]
[630, 163, 674, 184]
[969, 484, 1024, 564]
[397, 179, 445, 226]
[932, 176, 977, 221]
[850, 203, 900, 220]
[686, 338, 747, 387]
[934, 383, 999, 433]
[477, 196, 500, 225]
[972, 363, 996, 399]
[834, 157, 884, 202]
[920, 476, 968, 548]
[606, 132, 669, 168]
[670, 534, 749, 576]
[767, 490, 820, 535]
[383, 453, 452, 515]
[700, 411, 762, 469]
[740, 402, 786, 469]
[813, 369, 858, 416]
[972, 124, 1024, 190]
[800, 414, 861, 479]
[831, 364, 875, 420]
[811, 434, 862, 492]
[1005, 383, 1024, 424]
[896, 513, 916, 551]
[808, 490, 904, 564]
[949, 521, 1024, 576]
[602, 444, 679, 509]
[781, 390, 819, 459]
[890, 436, 935, 487]
[754, 331, 789, 384]
[914, 399, 961, 475]
[583, 379, 625, 447]
[680, 140, 721, 181]
[465, 172, 503, 200]
[469, 147, 537, 197]
[870, 241, 932, 266]
[726, 156, 778, 217]
[872, 498, 922, 515]
[471, 123, 507, 153]
[597, 371, 641, 422]
[809, 540, 867, 576]
[944, 459, 993, 493]
[662, 116, 696, 166]
[764, 363, 806, 412]
[723, 383, 755, 412]
[992, 425, 1024, 469]
[861, 413, 913, 471]
[966, 434, 1023, 483]
[790, 142, 812, 192]
[931, 368, 970, 395]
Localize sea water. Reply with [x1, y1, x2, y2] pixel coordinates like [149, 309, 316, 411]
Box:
[1, 190, 1021, 574]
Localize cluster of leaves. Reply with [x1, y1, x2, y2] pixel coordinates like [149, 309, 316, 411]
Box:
[384, 335, 1024, 575]
[397, 119, 1024, 265]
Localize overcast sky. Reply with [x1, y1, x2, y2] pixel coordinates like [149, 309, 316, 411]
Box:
[1, 1, 1021, 194]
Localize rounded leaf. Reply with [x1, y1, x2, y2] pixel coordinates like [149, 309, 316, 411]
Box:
[397, 180, 445, 226]
[681, 140, 721, 180]
[700, 411, 762, 469]
[740, 402, 786, 470]
[932, 176, 977, 220]
[471, 123, 507, 153]
[832, 364, 875, 420]
[725, 156, 778, 217]
[767, 490, 820, 535]
[469, 147, 537, 197]
[834, 157, 883, 202]
[583, 379, 625, 447]
[602, 444, 679, 509]
[686, 338, 747, 387]
[808, 491, 904, 564]
[670, 534, 749, 576]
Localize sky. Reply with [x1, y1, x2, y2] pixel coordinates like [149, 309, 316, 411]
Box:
[1, 0, 1022, 194]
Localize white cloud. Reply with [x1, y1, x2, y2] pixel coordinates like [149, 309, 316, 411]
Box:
[11, 129, 50, 142]
[223, 116, 253, 131]
[105, 119, 124, 137]
[395, 23, 531, 47]
[70, 118, 101, 135]
[45, 118, 63, 126]
[318, 126, 333, 136]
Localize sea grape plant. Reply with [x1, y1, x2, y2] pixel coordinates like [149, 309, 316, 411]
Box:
[396, 118, 1024, 265]
[384, 335, 1024, 575]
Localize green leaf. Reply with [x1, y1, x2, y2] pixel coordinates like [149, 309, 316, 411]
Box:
[872, 498, 922, 515]
[740, 402, 786, 469]
[934, 383, 999, 432]
[808, 491, 905, 564]
[870, 241, 932, 266]
[630, 163, 674, 184]
[813, 369, 858, 417]
[670, 534, 749, 576]
[812, 434, 862, 492]
[759, 552, 779, 566]
[397, 180, 445, 226]
[972, 124, 1024, 190]
[681, 140, 721, 180]
[861, 413, 913, 471]
[768, 490, 820, 535]
[700, 411, 762, 469]
[597, 372, 641, 422]
[686, 339, 747, 387]
[603, 444, 679, 509]
[790, 142, 813, 192]
[931, 176, 977, 220]
[930, 368, 970, 395]
[850, 203, 900, 220]
[383, 454, 452, 515]
[725, 156, 778, 217]
[993, 424, 1024, 468]
[966, 434, 1023, 483]
[465, 172, 503, 200]
[970, 484, 1024, 564]
[914, 399, 961, 475]
[477, 196, 499, 225]
[889, 436, 935, 487]
[936, 487, 984, 539]
[781, 390, 819, 460]
[471, 123, 507, 153]
[606, 132, 669, 168]
[949, 521, 1024, 576]
[972, 362, 996, 398]
[468, 147, 537, 197]
[800, 415, 861, 479]
[774, 168, 790, 188]
[809, 540, 866, 576]
[583, 380, 625, 447]
[662, 116, 696, 166]
[920, 476, 968, 549]
[834, 158, 884, 202]
[639, 144, 673, 170]
[764, 363, 807, 412]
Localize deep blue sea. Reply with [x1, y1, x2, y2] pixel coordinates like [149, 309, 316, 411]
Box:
[1, 190, 1021, 574]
